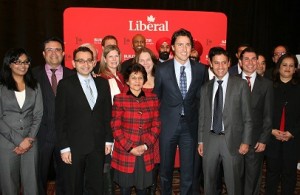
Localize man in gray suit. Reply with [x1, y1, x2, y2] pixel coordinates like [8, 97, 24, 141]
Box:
[198, 47, 253, 195]
[239, 47, 273, 195]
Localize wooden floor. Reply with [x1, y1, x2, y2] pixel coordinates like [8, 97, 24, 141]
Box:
[47, 163, 300, 195]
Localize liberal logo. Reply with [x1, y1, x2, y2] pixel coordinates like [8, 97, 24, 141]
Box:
[129, 15, 169, 32]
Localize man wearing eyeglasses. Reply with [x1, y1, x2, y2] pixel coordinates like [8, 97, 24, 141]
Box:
[265, 45, 288, 80]
[33, 37, 74, 195]
[55, 46, 112, 194]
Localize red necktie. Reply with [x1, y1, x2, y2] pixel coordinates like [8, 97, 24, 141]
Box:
[245, 76, 251, 90]
[279, 105, 286, 132]
[51, 69, 57, 95]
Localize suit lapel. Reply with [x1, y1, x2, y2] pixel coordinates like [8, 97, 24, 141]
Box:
[169, 60, 183, 98]
[223, 76, 234, 113]
[41, 68, 55, 97]
[73, 75, 93, 110]
[207, 79, 214, 113]
[22, 86, 35, 111]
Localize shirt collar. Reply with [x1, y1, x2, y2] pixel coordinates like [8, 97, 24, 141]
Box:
[126, 89, 145, 98]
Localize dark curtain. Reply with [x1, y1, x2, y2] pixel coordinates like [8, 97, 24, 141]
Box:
[0, 0, 299, 67]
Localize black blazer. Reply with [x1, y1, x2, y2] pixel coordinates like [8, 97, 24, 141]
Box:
[55, 74, 113, 154]
[33, 66, 74, 144]
[154, 59, 206, 141]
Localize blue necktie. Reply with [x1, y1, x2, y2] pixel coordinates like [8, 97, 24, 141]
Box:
[85, 79, 95, 109]
[180, 66, 187, 98]
[213, 80, 223, 134]
[180, 66, 187, 115]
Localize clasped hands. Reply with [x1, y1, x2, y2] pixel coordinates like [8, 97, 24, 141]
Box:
[272, 129, 293, 142]
[13, 137, 34, 155]
[130, 145, 147, 156]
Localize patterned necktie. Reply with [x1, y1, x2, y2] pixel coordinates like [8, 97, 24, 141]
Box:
[50, 69, 57, 95]
[180, 66, 187, 98]
[213, 80, 223, 134]
[245, 76, 251, 90]
[180, 66, 187, 115]
[85, 79, 95, 109]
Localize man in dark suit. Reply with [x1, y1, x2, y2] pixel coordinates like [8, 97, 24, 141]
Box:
[56, 46, 113, 195]
[33, 37, 74, 195]
[198, 47, 253, 195]
[154, 28, 206, 195]
[239, 47, 273, 195]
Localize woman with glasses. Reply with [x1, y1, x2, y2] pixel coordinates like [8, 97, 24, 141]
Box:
[0, 48, 43, 194]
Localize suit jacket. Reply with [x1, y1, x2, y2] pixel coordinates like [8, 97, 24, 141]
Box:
[154, 59, 205, 140]
[228, 64, 240, 76]
[55, 74, 113, 154]
[198, 75, 253, 155]
[0, 84, 43, 148]
[33, 66, 74, 144]
[239, 74, 273, 145]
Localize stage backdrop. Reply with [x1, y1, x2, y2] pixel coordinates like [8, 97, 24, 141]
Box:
[63, 8, 227, 69]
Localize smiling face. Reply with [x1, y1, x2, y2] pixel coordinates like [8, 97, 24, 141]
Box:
[43, 41, 65, 68]
[105, 50, 120, 71]
[138, 52, 154, 75]
[279, 57, 296, 81]
[240, 51, 258, 75]
[72, 51, 95, 77]
[10, 54, 30, 78]
[210, 54, 230, 79]
[126, 71, 144, 96]
[172, 36, 192, 65]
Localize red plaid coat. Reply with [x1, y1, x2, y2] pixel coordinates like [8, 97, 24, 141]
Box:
[111, 90, 160, 173]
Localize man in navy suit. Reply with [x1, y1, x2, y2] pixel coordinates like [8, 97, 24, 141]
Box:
[33, 37, 74, 195]
[154, 28, 205, 195]
[56, 46, 113, 195]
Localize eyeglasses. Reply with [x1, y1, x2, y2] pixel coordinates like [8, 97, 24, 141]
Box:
[13, 60, 30, 65]
[74, 59, 94, 65]
[273, 52, 285, 57]
[45, 48, 63, 53]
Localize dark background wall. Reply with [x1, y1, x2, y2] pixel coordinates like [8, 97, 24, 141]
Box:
[1, 0, 300, 67]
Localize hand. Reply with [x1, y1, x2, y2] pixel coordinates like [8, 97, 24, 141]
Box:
[272, 129, 285, 141]
[239, 143, 249, 155]
[105, 145, 112, 155]
[13, 146, 27, 155]
[130, 145, 146, 156]
[198, 143, 203, 157]
[61, 151, 72, 164]
[19, 137, 34, 151]
[254, 142, 266, 152]
[281, 131, 294, 142]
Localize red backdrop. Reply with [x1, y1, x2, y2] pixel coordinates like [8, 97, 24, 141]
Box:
[63, 8, 227, 68]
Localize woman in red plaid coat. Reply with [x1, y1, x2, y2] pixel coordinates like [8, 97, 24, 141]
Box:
[111, 63, 160, 195]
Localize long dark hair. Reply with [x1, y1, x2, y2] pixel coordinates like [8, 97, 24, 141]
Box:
[273, 53, 299, 87]
[0, 48, 37, 91]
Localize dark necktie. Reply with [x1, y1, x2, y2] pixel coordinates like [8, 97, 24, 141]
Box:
[180, 66, 187, 115]
[50, 69, 57, 95]
[213, 80, 223, 134]
[245, 76, 251, 89]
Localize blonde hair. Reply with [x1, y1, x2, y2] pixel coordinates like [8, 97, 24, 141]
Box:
[99, 45, 121, 76]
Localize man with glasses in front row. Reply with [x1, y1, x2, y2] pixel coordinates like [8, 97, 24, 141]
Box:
[33, 37, 74, 195]
[55, 46, 113, 194]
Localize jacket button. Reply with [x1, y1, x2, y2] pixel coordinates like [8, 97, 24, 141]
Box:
[20, 127, 23, 130]
[138, 111, 142, 115]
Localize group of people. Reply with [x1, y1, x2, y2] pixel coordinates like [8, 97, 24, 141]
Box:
[0, 27, 299, 195]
